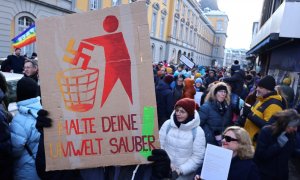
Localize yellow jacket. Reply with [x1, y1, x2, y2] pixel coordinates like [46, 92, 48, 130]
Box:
[244, 92, 283, 143]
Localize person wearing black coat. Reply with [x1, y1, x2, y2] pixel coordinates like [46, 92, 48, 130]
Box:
[155, 75, 174, 128]
[172, 74, 185, 106]
[254, 109, 300, 180]
[230, 60, 240, 76]
[223, 69, 246, 99]
[6, 48, 26, 74]
[0, 72, 13, 180]
[35, 110, 83, 180]
[195, 126, 260, 180]
[204, 70, 218, 87]
[199, 82, 233, 146]
[225, 126, 260, 180]
[0, 108, 12, 180]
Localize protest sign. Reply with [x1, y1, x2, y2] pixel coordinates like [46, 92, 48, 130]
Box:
[180, 55, 195, 69]
[36, 1, 159, 171]
[194, 92, 203, 107]
[200, 144, 233, 180]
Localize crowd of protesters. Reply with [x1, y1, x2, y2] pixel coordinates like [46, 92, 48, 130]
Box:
[0, 48, 300, 180]
[153, 59, 300, 179]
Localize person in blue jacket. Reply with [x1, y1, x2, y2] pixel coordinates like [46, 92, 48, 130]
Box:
[254, 109, 300, 180]
[10, 77, 42, 180]
[199, 82, 233, 146]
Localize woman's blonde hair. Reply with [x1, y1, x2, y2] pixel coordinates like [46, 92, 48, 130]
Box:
[205, 82, 231, 104]
[223, 126, 254, 159]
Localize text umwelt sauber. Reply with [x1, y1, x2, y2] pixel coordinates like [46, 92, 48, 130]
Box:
[48, 114, 156, 158]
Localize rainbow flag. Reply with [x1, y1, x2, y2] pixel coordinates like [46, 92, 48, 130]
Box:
[11, 24, 36, 48]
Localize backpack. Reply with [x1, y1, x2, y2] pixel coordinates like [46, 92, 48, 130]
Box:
[166, 121, 197, 141]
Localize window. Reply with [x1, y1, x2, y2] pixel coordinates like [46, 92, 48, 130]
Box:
[179, 23, 184, 40]
[151, 12, 157, 36]
[152, 44, 156, 62]
[182, 5, 186, 16]
[17, 16, 35, 55]
[173, 20, 178, 37]
[176, 0, 180, 10]
[189, 29, 192, 43]
[272, 0, 284, 13]
[192, 14, 194, 24]
[112, 0, 121, 6]
[90, 0, 99, 10]
[159, 46, 163, 61]
[185, 27, 188, 41]
[216, 37, 220, 43]
[216, 20, 223, 30]
[159, 17, 165, 39]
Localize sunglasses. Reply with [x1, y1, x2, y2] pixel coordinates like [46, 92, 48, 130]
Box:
[223, 135, 238, 142]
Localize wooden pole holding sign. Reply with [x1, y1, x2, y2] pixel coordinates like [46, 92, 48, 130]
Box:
[36, 1, 159, 171]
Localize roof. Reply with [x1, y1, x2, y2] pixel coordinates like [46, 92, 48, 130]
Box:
[204, 10, 227, 16]
[200, 0, 219, 10]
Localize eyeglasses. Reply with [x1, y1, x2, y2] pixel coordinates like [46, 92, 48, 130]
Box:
[217, 90, 227, 94]
[223, 135, 238, 142]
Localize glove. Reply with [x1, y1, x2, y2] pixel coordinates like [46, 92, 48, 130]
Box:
[242, 104, 252, 117]
[36, 109, 52, 132]
[171, 170, 179, 180]
[147, 149, 172, 179]
[277, 132, 289, 147]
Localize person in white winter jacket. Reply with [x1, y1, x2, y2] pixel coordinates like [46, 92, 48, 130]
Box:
[159, 98, 206, 180]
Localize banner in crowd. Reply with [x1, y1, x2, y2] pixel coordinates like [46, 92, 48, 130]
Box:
[36, 1, 159, 171]
[180, 55, 195, 69]
[11, 24, 36, 48]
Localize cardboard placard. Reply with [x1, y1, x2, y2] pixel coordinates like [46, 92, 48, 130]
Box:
[36, 1, 159, 171]
[180, 55, 195, 69]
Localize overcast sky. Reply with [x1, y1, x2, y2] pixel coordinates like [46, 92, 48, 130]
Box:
[217, 0, 264, 50]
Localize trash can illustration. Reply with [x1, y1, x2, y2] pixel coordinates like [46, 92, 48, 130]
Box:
[56, 68, 99, 112]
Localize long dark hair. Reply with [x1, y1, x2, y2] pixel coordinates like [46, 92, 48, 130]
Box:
[0, 72, 8, 94]
[271, 109, 300, 136]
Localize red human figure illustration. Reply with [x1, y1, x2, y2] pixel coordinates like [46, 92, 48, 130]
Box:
[82, 15, 133, 107]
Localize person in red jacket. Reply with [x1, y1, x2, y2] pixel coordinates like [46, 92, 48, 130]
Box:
[182, 78, 196, 99]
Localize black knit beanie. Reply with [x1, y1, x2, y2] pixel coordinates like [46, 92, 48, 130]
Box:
[17, 77, 38, 102]
[214, 85, 228, 95]
[257, 75, 276, 91]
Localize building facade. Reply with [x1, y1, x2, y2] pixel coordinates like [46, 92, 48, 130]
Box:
[0, 0, 226, 67]
[247, 0, 300, 106]
[165, 0, 214, 66]
[203, 8, 228, 67]
[98, 0, 217, 66]
[0, 0, 75, 58]
[224, 48, 247, 69]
